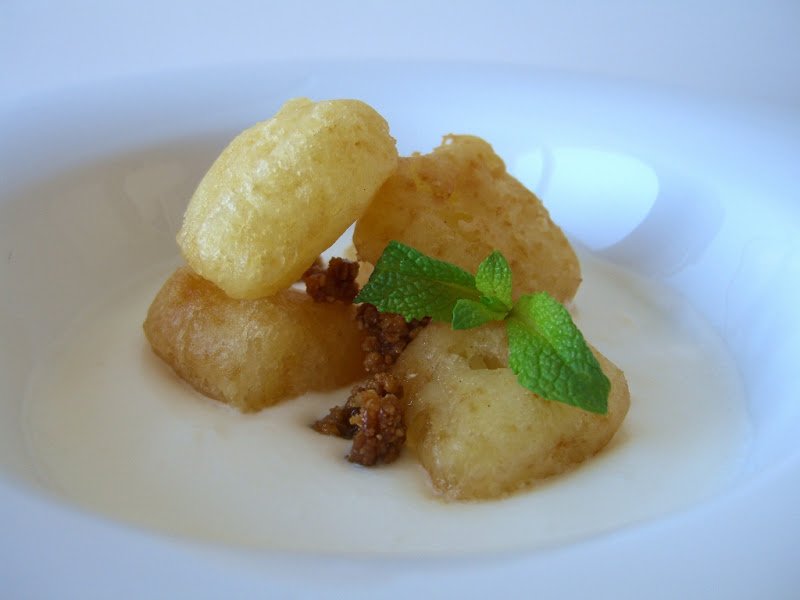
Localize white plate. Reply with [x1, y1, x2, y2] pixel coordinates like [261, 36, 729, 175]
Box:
[1, 63, 799, 598]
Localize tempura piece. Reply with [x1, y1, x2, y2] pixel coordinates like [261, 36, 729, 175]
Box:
[354, 135, 581, 302]
[178, 98, 398, 299]
[144, 267, 366, 412]
[393, 323, 629, 500]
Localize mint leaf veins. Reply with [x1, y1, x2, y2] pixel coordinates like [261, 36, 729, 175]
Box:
[451, 252, 514, 329]
[451, 298, 506, 329]
[356, 241, 610, 414]
[507, 293, 609, 414]
[475, 250, 513, 310]
[354, 241, 479, 321]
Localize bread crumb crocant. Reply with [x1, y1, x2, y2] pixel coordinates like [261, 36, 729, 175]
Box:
[303, 257, 360, 303]
[357, 303, 430, 374]
[306, 260, 429, 465]
[313, 372, 406, 466]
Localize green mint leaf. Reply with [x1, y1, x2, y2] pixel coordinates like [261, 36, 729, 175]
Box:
[475, 250, 513, 310]
[355, 241, 480, 321]
[357, 242, 609, 414]
[506, 292, 610, 414]
[452, 298, 507, 329]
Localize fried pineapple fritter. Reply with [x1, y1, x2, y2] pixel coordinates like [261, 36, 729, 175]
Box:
[354, 135, 581, 303]
[393, 323, 630, 500]
[177, 98, 397, 300]
[144, 267, 365, 412]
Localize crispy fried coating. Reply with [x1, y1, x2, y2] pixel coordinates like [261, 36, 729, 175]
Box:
[144, 267, 366, 412]
[177, 98, 398, 299]
[354, 135, 581, 302]
[393, 323, 630, 500]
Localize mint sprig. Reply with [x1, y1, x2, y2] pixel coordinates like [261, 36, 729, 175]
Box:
[475, 250, 513, 310]
[355, 241, 610, 414]
[354, 241, 479, 321]
[452, 298, 505, 329]
[507, 293, 610, 413]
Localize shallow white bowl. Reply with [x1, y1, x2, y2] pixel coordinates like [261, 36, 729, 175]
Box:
[2, 63, 798, 598]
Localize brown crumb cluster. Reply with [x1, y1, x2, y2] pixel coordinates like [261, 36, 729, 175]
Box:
[357, 304, 430, 374]
[313, 372, 406, 466]
[308, 261, 430, 466]
[302, 257, 360, 303]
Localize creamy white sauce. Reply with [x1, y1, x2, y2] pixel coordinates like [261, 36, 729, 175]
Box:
[23, 252, 749, 554]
